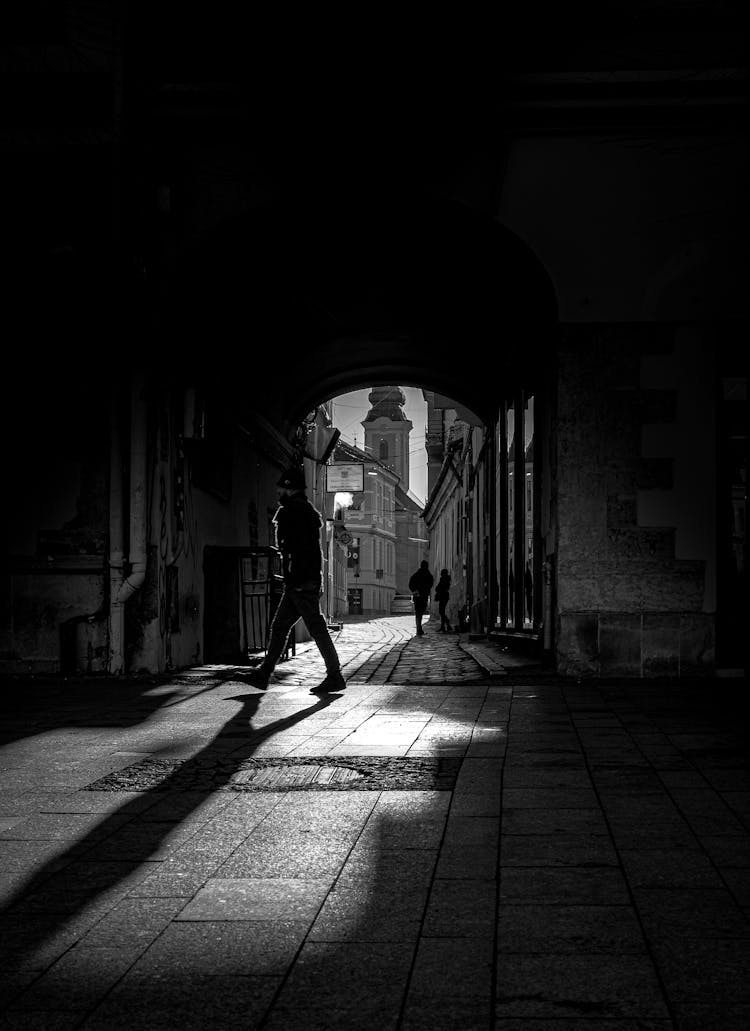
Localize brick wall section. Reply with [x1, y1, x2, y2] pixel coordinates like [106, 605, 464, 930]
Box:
[555, 325, 714, 677]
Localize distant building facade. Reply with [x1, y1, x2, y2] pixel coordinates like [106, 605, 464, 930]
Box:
[331, 438, 398, 617]
[361, 387, 428, 611]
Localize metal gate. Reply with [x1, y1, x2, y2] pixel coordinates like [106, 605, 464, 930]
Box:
[240, 547, 294, 659]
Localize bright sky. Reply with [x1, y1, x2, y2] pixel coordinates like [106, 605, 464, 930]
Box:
[329, 387, 428, 505]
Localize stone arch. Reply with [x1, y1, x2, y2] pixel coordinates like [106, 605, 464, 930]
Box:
[163, 193, 558, 433]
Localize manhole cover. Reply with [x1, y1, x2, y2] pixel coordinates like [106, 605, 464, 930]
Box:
[84, 755, 461, 792]
[232, 764, 365, 788]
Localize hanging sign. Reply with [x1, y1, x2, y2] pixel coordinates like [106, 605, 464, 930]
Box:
[334, 524, 353, 545]
[326, 463, 364, 492]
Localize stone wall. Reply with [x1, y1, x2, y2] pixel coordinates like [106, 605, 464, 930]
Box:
[555, 325, 715, 677]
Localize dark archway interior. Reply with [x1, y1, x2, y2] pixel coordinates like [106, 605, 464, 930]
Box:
[165, 194, 558, 433]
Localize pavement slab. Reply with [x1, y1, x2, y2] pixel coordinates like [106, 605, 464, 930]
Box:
[1, 615, 748, 1028]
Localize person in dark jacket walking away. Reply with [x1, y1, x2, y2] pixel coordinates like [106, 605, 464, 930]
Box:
[408, 560, 434, 636]
[435, 568, 452, 632]
[246, 467, 345, 693]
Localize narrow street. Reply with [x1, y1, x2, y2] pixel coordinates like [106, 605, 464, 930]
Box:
[1, 617, 748, 1028]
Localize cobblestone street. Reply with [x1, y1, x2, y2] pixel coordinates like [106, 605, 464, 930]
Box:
[1, 616, 749, 1029]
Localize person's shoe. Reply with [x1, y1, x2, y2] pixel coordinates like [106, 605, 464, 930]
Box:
[311, 671, 346, 693]
[243, 667, 270, 689]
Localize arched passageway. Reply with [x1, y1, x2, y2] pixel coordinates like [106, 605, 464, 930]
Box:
[157, 194, 559, 663]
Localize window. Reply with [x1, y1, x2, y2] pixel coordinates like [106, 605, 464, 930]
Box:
[379, 439, 389, 460]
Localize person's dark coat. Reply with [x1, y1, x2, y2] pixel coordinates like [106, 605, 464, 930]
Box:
[435, 572, 451, 601]
[273, 494, 324, 588]
[409, 564, 434, 612]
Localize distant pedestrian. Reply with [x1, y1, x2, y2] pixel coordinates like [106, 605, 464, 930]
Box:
[408, 560, 434, 636]
[434, 569, 452, 632]
[245, 466, 346, 693]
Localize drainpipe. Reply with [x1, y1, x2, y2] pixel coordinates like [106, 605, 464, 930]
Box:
[118, 374, 148, 604]
[108, 387, 125, 673]
[543, 556, 553, 652]
[108, 374, 148, 673]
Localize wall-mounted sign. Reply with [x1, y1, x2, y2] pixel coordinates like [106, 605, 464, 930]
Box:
[333, 524, 353, 546]
[326, 463, 364, 492]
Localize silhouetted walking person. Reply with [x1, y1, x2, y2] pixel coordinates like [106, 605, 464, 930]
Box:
[435, 568, 452, 632]
[408, 560, 434, 636]
[246, 466, 345, 692]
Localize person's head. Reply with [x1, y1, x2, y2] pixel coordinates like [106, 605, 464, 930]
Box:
[277, 466, 306, 500]
[441, 568, 448, 577]
[420, 560, 429, 570]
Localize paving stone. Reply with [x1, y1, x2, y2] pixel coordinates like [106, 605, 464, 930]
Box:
[0, 812, 133, 842]
[633, 888, 750, 938]
[449, 793, 501, 817]
[499, 866, 630, 904]
[493, 1021, 672, 1030]
[619, 848, 725, 889]
[423, 879, 497, 937]
[719, 866, 750, 905]
[76, 897, 186, 947]
[371, 790, 451, 817]
[355, 818, 446, 850]
[5, 946, 141, 1012]
[495, 953, 670, 1019]
[667, 788, 748, 835]
[502, 808, 609, 836]
[590, 769, 667, 794]
[671, 1002, 750, 1030]
[10, 859, 158, 915]
[0, 1013, 85, 1029]
[409, 937, 494, 996]
[435, 843, 497, 880]
[496, 904, 646, 953]
[80, 973, 282, 1031]
[502, 768, 593, 790]
[0, 970, 40, 1010]
[501, 788, 599, 808]
[500, 834, 619, 868]
[175, 877, 332, 921]
[335, 847, 438, 889]
[125, 919, 308, 976]
[262, 940, 414, 1030]
[400, 996, 492, 1031]
[214, 829, 357, 879]
[698, 835, 750, 867]
[443, 815, 499, 849]
[308, 885, 427, 941]
[650, 938, 750, 1000]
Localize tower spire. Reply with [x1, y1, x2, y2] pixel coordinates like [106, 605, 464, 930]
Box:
[362, 386, 413, 488]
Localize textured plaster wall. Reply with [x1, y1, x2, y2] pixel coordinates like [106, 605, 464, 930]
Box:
[128, 411, 292, 673]
[1, 387, 109, 673]
[554, 327, 715, 676]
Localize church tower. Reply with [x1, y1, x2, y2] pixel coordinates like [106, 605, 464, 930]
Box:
[362, 386, 413, 488]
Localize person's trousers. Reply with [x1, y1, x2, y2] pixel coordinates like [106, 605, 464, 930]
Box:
[439, 599, 450, 629]
[263, 587, 341, 674]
